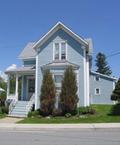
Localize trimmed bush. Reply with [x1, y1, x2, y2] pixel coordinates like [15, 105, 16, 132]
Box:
[60, 66, 78, 115]
[40, 70, 56, 116]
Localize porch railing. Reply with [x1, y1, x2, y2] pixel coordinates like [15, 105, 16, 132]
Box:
[9, 99, 17, 114]
[26, 93, 35, 114]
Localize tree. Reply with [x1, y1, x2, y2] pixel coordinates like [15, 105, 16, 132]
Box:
[60, 66, 78, 115]
[95, 52, 112, 75]
[40, 70, 56, 116]
[111, 78, 120, 101]
[0, 77, 7, 106]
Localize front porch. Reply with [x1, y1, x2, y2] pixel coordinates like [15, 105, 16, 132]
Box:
[5, 66, 36, 117]
[5, 66, 35, 102]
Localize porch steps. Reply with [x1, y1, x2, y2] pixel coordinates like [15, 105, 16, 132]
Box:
[8, 101, 32, 118]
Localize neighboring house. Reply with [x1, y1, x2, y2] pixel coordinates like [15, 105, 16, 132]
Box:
[5, 22, 116, 117]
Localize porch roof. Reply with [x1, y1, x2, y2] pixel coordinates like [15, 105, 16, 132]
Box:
[42, 60, 80, 70]
[5, 66, 35, 74]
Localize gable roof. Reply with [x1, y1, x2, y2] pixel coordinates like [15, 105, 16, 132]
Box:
[32, 22, 89, 52]
[19, 42, 37, 59]
[91, 71, 117, 81]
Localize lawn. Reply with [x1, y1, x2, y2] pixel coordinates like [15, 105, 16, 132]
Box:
[18, 105, 120, 124]
[0, 114, 6, 119]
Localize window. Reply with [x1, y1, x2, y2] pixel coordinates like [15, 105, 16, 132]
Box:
[54, 75, 63, 84]
[54, 42, 67, 60]
[95, 76, 100, 81]
[95, 88, 100, 95]
[61, 42, 66, 60]
[54, 43, 59, 60]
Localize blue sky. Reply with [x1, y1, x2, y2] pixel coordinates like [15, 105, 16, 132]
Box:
[0, 0, 120, 77]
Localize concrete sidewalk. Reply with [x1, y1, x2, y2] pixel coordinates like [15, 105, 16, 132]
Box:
[0, 123, 120, 130]
[0, 117, 23, 124]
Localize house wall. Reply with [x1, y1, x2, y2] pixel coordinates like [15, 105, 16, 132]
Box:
[90, 72, 115, 104]
[35, 29, 88, 109]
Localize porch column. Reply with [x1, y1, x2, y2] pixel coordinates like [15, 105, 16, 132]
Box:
[7, 74, 10, 99]
[15, 73, 19, 101]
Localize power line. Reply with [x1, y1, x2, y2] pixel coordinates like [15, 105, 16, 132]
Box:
[107, 52, 120, 58]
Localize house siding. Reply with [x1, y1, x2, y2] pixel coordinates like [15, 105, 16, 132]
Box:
[35, 29, 87, 109]
[90, 72, 115, 104]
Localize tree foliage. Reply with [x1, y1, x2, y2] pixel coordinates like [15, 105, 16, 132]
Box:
[0, 77, 7, 106]
[95, 52, 112, 75]
[40, 70, 56, 116]
[111, 78, 120, 101]
[60, 66, 78, 115]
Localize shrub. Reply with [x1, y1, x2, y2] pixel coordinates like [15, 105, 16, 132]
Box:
[110, 103, 120, 115]
[60, 66, 78, 115]
[111, 78, 120, 101]
[28, 110, 40, 118]
[52, 108, 62, 117]
[0, 106, 8, 114]
[79, 107, 96, 115]
[40, 70, 56, 116]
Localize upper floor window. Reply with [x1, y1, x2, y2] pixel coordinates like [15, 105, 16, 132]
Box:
[54, 43, 59, 60]
[61, 42, 66, 60]
[54, 42, 67, 60]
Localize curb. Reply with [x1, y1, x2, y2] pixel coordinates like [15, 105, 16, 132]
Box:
[0, 123, 120, 130]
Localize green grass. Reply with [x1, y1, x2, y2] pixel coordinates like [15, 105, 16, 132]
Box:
[18, 105, 120, 124]
[0, 114, 6, 119]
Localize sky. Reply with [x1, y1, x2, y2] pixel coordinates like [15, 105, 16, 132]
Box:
[0, 0, 120, 77]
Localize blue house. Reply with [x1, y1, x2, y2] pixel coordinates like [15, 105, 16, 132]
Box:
[5, 22, 116, 117]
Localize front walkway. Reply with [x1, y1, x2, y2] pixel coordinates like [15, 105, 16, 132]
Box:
[0, 117, 23, 124]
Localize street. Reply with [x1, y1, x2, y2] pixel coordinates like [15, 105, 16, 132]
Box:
[0, 128, 120, 145]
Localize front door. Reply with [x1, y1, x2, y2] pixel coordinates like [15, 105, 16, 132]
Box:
[27, 78, 35, 101]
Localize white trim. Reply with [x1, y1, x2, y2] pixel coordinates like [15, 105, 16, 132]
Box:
[35, 55, 39, 110]
[86, 55, 90, 106]
[21, 75, 24, 100]
[83, 49, 87, 106]
[15, 73, 19, 101]
[33, 22, 88, 51]
[7, 74, 10, 99]
[91, 71, 117, 80]
[95, 88, 101, 95]
[113, 81, 115, 90]
[53, 41, 67, 61]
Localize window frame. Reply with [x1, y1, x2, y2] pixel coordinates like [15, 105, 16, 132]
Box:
[53, 41, 67, 61]
[95, 88, 101, 95]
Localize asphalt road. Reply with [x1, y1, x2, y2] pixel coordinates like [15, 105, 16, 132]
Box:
[0, 128, 120, 145]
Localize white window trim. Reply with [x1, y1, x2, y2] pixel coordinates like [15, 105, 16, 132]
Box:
[95, 88, 101, 95]
[53, 41, 67, 61]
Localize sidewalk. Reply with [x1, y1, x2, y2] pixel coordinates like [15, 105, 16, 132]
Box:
[0, 123, 120, 130]
[0, 117, 23, 124]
